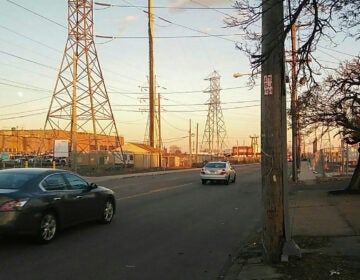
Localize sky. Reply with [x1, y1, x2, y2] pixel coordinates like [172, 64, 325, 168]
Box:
[0, 0, 359, 153]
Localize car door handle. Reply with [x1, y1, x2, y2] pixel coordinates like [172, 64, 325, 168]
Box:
[53, 197, 61, 201]
[75, 195, 83, 199]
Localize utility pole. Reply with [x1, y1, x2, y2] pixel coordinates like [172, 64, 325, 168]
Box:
[290, 22, 298, 182]
[189, 119, 192, 167]
[261, 0, 286, 262]
[261, 0, 301, 262]
[158, 92, 162, 168]
[148, 0, 156, 148]
[195, 123, 199, 164]
[287, 22, 311, 181]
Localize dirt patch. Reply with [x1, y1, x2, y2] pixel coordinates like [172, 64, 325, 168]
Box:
[225, 235, 360, 280]
[275, 236, 360, 279]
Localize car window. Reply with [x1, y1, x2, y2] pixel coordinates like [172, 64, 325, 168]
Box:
[206, 162, 226, 169]
[64, 173, 89, 190]
[0, 173, 33, 189]
[42, 174, 67, 191]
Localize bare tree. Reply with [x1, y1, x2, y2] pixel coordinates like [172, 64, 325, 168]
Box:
[225, 0, 360, 83]
[298, 56, 360, 190]
[226, 1, 359, 186]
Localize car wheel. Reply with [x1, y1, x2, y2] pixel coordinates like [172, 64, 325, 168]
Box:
[201, 179, 206, 185]
[99, 199, 115, 224]
[37, 212, 57, 244]
[232, 174, 236, 183]
[224, 177, 230, 185]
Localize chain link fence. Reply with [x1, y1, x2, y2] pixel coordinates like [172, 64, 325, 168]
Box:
[310, 146, 358, 177]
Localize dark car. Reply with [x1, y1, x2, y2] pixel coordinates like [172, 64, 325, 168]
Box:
[0, 168, 115, 243]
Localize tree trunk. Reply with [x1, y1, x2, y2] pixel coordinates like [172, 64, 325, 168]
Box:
[347, 148, 360, 190]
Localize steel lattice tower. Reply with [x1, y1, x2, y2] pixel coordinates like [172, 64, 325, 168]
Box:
[43, 0, 120, 154]
[201, 71, 227, 154]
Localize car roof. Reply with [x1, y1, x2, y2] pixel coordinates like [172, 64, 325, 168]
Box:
[0, 168, 68, 175]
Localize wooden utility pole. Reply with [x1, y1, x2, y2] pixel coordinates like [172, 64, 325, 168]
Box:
[158, 92, 162, 167]
[261, 0, 286, 262]
[290, 23, 298, 182]
[148, 0, 156, 148]
[195, 123, 199, 164]
[287, 22, 311, 181]
[189, 119, 192, 167]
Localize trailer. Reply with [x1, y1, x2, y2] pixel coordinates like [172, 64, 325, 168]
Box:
[114, 151, 134, 167]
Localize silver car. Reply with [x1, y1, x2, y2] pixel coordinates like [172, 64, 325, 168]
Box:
[200, 161, 236, 185]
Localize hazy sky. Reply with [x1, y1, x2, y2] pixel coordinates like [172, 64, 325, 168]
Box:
[0, 0, 358, 152]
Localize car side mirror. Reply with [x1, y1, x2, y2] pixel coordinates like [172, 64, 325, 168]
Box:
[89, 182, 98, 189]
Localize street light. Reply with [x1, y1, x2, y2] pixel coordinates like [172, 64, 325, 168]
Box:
[233, 72, 260, 78]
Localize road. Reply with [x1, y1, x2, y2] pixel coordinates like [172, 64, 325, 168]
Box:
[0, 163, 262, 280]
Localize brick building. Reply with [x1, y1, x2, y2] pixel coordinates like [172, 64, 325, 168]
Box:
[0, 128, 124, 155]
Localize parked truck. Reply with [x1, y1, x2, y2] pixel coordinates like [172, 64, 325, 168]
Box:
[114, 151, 134, 167]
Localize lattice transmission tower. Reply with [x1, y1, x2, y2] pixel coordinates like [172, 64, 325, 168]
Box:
[200, 71, 228, 154]
[43, 0, 121, 155]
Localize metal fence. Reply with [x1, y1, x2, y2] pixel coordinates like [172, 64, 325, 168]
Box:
[310, 146, 358, 177]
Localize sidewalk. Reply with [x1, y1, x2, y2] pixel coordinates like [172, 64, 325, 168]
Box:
[225, 163, 360, 280]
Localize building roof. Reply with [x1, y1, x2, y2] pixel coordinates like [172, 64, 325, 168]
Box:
[124, 142, 160, 154]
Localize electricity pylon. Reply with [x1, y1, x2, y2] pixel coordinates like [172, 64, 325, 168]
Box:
[43, 0, 121, 157]
[201, 71, 227, 155]
[250, 135, 259, 155]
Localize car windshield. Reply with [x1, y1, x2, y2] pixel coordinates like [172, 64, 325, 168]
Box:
[205, 162, 226, 169]
[0, 172, 34, 189]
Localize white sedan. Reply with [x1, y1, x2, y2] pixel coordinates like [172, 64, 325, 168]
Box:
[200, 161, 236, 185]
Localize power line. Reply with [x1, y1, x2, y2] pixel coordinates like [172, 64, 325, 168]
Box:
[0, 102, 260, 120]
[0, 24, 62, 53]
[95, 1, 237, 10]
[0, 110, 47, 121]
[96, 33, 245, 40]
[318, 45, 356, 57]
[0, 50, 58, 70]
[96, 0, 239, 43]
[6, 0, 241, 42]
[108, 85, 255, 95]
[0, 77, 52, 92]
[112, 100, 260, 107]
[190, 0, 235, 18]
[148, 12, 237, 43]
[5, 0, 66, 29]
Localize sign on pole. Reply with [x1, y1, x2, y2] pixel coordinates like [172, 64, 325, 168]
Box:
[264, 75, 273, 95]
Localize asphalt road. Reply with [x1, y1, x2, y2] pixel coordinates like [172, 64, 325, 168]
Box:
[0, 163, 262, 280]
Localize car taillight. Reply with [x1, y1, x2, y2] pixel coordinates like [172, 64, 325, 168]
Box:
[220, 169, 226, 175]
[200, 168, 205, 174]
[0, 199, 28, 211]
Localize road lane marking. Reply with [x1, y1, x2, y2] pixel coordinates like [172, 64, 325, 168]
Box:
[116, 182, 193, 201]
